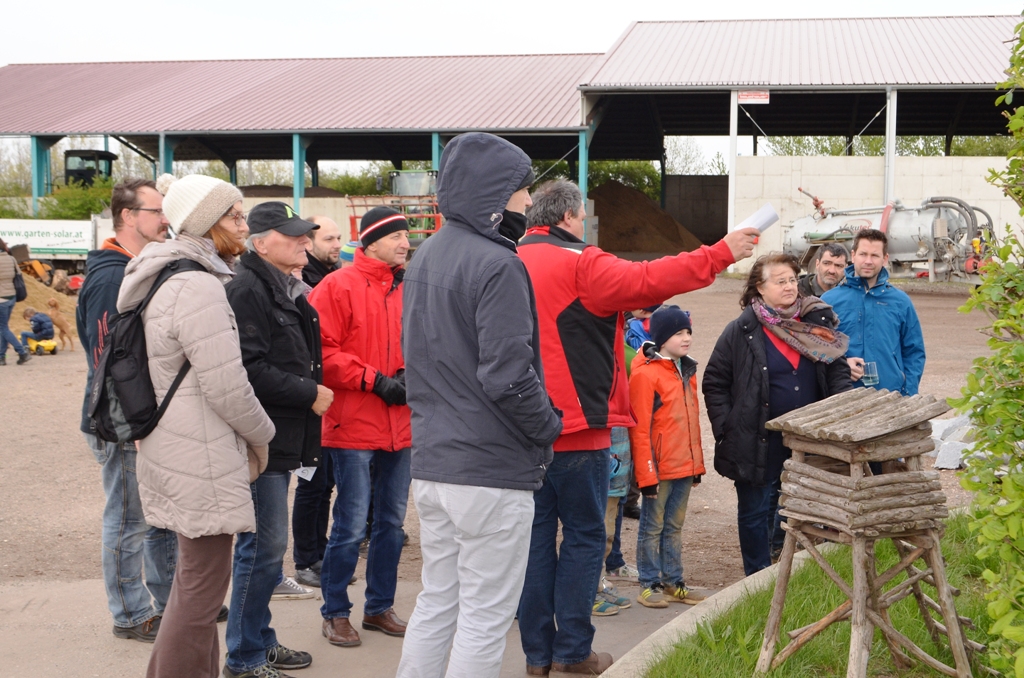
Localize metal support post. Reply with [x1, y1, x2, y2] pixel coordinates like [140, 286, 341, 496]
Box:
[728, 90, 738, 231]
[292, 134, 312, 209]
[578, 130, 589, 239]
[159, 134, 178, 175]
[884, 88, 897, 204]
[30, 136, 60, 216]
[103, 135, 109, 152]
[659, 150, 667, 208]
[431, 132, 442, 171]
[310, 159, 319, 187]
[226, 160, 237, 186]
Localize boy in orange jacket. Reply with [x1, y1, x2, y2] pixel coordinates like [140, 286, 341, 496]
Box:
[628, 305, 707, 608]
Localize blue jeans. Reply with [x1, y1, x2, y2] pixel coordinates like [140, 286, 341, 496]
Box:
[226, 471, 291, 673]
[735, 476, 786, 576]
[20, 330, 49, 345]
[85, 433, 176, 628]
[0, 297, 25, 356]
[519, 449, 609, 668]
[321, 447, 411, 619]
[605, 498, 626, 572]
[292, 454, 334, 570]
[637, 477, 694, 588]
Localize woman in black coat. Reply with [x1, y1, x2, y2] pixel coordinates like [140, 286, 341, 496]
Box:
[702, 252, 852, 575]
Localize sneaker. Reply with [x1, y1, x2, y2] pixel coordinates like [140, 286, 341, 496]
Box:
[222, 664, 294, 678]
[16, 352, 30, 365]
[606, 564, 639, 582]
[0, 354, 6, 365]
[294, 568, 321, 588]
[598, 578, 631, 609]
[310, 560, 323, 574]
[271, 576, 315, 600]
[623, 504, 641, 520]
[664, 583, 706, 605]
[217, 605, 229, 623]
[112, 616, 161, 642]
[592, 598, 619, 616]
[638, 585, 669, 609]
[266, 644, 312, 670]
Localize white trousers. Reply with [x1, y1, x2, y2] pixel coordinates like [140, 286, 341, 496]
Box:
[396, 479, 535, 678]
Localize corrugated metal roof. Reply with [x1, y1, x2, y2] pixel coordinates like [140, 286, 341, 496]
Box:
[582, 16, 1019, 90]
[0, 53, 598, 135]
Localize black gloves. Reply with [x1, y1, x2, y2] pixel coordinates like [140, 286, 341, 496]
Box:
[640, 484, 659, 497]
[372, 371, 407, 406]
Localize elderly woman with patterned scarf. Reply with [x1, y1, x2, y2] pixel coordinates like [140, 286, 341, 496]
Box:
[703, 252, 853, 575]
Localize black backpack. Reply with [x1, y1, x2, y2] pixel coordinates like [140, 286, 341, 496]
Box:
[88, 258, 207, 443]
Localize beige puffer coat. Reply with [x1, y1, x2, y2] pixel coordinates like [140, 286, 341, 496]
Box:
[0, 252, 17, 298]
[117, 236, 275, 538]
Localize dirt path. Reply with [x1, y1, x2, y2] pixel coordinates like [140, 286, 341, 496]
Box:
[0, 277, 984, 589]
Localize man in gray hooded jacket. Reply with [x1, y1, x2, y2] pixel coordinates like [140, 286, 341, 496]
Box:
[397, 133, 563, 678]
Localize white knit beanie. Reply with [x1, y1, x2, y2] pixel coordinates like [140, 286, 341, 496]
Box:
[161, 175, 244, 237]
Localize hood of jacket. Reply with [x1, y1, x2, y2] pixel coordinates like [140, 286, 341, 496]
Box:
[633, 344, 698, 380]
[436, 133, 534, 250]
[84, 246, 131, 277]
[118, 235, 229, 313]
[840, 263, 890, 291]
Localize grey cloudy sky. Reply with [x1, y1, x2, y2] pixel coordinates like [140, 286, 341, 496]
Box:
[2, 0, 1021, 67]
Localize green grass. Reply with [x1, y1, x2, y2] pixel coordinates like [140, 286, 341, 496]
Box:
[645, 514, 995, 677]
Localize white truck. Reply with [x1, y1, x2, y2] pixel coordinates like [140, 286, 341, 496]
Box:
[0, 215, 114, 275]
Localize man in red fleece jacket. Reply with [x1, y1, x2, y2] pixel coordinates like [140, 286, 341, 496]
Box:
[516, 179, 758, 676]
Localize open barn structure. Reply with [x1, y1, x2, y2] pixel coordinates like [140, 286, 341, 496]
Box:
[0, 15, 1016, 228]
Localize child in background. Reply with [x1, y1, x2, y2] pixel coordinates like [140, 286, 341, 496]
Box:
[624, 304, 660, 350]
[629, 305, 707, 608]
[592, 427, 634, 616]
[20, 307, 55, 346]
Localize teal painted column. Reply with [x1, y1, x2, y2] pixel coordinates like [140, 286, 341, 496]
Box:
[578, 129, 589, 223]
[292, 134, 309, 209]
[227, 161, 237, 185]
[431, 132, 442, 171]
[30, 136, 60, 216]
[158, 134, 178, 175]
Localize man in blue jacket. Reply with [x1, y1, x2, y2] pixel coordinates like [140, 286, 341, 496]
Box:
[76, 178, 176, 643]
[822, 229, 925, 396]
[397, 133, 563, 678]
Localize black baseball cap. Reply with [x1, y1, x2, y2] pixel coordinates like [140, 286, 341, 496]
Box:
[247, 201, 319, 237]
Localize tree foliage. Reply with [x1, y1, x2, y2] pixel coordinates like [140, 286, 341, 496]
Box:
[37, 177, 116, 220]
[952, 17, 1024, 678]
[764, 135, 1013, 157]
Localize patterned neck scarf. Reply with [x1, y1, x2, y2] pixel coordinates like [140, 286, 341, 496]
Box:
[750, 296, 849, 364]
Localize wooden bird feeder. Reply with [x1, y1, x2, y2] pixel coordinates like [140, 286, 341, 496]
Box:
[754, 388, 979, 678]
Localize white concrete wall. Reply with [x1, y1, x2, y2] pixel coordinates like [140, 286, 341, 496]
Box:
[734, 155, 1020, 272]
[241, 196, 393, 243]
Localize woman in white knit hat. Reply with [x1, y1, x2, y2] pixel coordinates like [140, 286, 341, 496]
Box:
[117, 174, 276, 678]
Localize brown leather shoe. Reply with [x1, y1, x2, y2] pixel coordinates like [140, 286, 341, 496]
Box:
[361, 608, 407, 637]
[551, 651, 614, 675]
[322, 617, 361, 647]
[526, 664, 551, 675]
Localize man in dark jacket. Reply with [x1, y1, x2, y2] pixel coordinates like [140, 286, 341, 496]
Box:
[292, 214, 343, 588]
[301, 215, 342, 287]
[397, 133, 563, 678]
[516, 179, 758, 675]
[224, 201, 332, 677]
[797, 242, 848, 298]
[77, 178, 175, 643]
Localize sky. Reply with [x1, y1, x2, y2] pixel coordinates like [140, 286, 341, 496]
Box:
[3, 0, 1021, 167]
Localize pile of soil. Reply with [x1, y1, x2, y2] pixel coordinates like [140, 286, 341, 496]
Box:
[592, 181, 704, 253]
[239, 185, 345, 198]
[9, 275, 78, 336]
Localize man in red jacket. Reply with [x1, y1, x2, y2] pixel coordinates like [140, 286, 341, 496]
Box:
[516, 179, 758, 675]
[309, 207, 412, 649]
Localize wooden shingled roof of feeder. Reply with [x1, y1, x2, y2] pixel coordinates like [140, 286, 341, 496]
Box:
[765, 388, 950, 443]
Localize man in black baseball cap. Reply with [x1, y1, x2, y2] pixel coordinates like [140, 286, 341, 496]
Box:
[222, 202, 333, 676]
[247, 201, 320, 238]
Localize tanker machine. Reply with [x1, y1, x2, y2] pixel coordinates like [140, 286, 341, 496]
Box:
[782, 188, 995, 283]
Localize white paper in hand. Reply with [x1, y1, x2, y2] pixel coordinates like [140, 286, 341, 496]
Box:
[734, 203, 779, 233]
[293, 466, 316, 482]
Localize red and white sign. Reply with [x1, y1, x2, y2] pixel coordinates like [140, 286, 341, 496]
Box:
[738, 90, 770, 104]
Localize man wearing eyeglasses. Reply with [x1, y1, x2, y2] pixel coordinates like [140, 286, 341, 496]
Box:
[77, 177, 174, 643]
